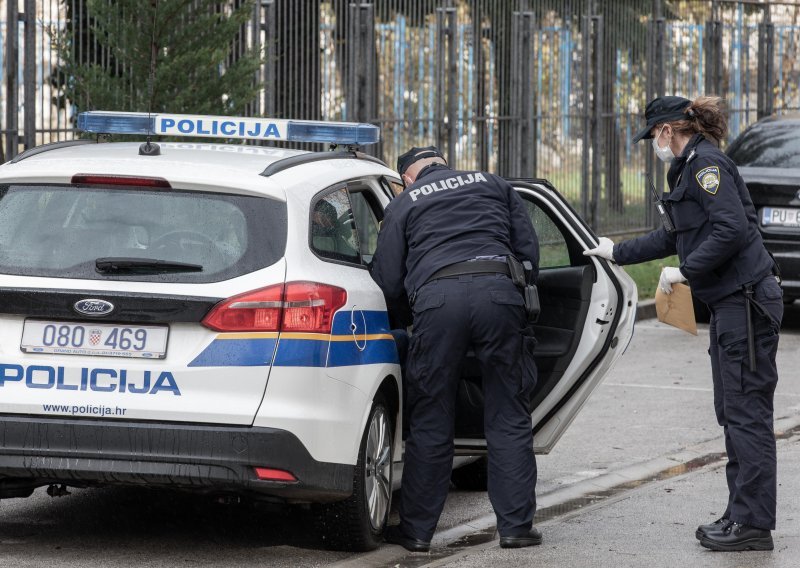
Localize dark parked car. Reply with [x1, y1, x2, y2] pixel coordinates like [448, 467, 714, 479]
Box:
[727, 114, 800, 304]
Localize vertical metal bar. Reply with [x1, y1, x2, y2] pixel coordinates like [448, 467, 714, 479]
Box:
[345, 3, 375, 154]
[508, 10, 520, 177]
[758, 5, 775, 120]
[647, 10, 665, 199]
[591, 14, 603, 230]
[262, 0, 275, 119]
[529, 12, 537, 179]
[435, 5, 457, 164]
[5, 0, 20, 160]
[23, 0, 35, 149]
[764, 20, 774, 118]
[645, 16, 655, 229]
[436, 7, 446, 152]
[474, 11, 488, 172]
[516, 11, 535, 178]
[705, 1, 723, 97]
[251, 0, 262, 117]
[580, 12, 590, 221]
[347, 2, 358, 123]
[363, 4, 376, 124]
[446, 7, 457, 166]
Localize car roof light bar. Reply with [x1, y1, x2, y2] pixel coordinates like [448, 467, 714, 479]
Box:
[77, 111, 380, 146]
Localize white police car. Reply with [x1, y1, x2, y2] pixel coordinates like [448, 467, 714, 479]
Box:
[0, 111, 636, 551]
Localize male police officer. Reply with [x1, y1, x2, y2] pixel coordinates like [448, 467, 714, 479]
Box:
[370, 146, 541, 552]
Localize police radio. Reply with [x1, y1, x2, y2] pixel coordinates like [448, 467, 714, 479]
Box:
[647, 174, 675, 234]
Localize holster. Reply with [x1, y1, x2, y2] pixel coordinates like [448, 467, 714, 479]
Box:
[508, 256, 540, 323]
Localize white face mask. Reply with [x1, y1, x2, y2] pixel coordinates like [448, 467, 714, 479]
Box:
[652, 125, 675, 163]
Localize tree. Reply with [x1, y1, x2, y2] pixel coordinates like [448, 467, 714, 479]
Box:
[53, 0, 262, 119]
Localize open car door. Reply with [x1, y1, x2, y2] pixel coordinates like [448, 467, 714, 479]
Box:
[453, 179, 637, 454]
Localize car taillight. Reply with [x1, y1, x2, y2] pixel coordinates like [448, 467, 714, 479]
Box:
[282, 282, 347, 333]
[201, 281, 347, 333]
[71, 174, 172, 188]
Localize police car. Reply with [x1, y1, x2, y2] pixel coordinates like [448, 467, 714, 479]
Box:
[0, 111, 636, 551]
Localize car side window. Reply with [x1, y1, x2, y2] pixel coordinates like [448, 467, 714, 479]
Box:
[524, 200, 571, 268]
[348, 189, 383, 264]
[310, 187, 361, 264]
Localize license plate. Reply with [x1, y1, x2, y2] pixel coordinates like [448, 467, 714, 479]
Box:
[762, 207, 800, 228]
[21, 320, 168, 359]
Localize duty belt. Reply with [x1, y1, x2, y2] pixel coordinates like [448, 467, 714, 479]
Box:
[427, 260, 510, 283]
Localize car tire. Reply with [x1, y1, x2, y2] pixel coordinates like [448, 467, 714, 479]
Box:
[315, 394, 393, 551]
[783, 296, 795, 305]
[450, 456, 488, 491]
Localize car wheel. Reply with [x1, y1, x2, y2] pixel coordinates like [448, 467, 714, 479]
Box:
[316, 394, 393, 551]
[450, 456, 488, 491]
[783, 296, 795, 305]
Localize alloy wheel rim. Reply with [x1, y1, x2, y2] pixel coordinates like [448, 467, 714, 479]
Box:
[364, 406, 391, 531]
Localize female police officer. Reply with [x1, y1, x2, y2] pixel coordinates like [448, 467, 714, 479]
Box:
[585, 96, 782, 552]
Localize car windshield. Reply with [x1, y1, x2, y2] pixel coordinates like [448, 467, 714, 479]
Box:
[727, 123, 800, 168]
[0, 184, 287, 282]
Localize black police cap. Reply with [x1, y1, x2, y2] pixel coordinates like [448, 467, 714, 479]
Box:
[632, 96, 692, 143]
[396, 146, 445, 176]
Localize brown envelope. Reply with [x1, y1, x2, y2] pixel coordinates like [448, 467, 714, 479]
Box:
[654, 282, 698, 335]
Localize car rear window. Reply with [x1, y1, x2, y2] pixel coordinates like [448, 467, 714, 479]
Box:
[0, 184, 287, 283]
[727, 123, 800, 168]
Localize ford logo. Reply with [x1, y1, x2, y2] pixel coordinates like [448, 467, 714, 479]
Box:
[74, 299, 115, 317]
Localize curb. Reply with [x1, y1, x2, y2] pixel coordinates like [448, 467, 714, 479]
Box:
[636, 298, 657, 321]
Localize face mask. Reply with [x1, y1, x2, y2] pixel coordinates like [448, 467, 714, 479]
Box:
[652, 125, 675, 163]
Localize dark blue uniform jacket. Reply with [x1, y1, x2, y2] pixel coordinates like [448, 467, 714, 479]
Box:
[614, 134, 774, 305]
[370, 164, 539, 299]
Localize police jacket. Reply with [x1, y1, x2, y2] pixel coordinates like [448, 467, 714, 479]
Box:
[614, 134, 774, 305]
[370, 164, 539, 299]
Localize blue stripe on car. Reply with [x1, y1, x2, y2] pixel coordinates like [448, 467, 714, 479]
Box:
[188, 311, 399, 367]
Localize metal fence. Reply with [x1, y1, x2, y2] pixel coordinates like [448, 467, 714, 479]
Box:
[2, 0, 800, 234]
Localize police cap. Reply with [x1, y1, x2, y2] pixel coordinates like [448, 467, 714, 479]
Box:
[632, 96, 692, 143]
[396, 146, 445, 177]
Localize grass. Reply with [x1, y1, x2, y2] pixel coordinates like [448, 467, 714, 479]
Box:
[619, 255, 680, 300]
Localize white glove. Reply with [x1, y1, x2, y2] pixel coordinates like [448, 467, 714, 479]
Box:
[583, 237, 615, 262]
[659, 267, 687, 294]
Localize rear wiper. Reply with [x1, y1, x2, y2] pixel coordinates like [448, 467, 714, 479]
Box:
[95, 257, 203, 274]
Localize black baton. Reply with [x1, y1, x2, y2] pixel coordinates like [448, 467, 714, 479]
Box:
[744, 286, 756, 372]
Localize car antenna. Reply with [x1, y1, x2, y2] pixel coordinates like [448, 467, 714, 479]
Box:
[140, 0, 161, 156]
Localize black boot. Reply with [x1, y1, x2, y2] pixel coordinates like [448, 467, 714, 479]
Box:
[699, 522, 774, 551]
[499, 527, 543, 549]
[695, 517, 730, 540]
[384, 525, 430, 553]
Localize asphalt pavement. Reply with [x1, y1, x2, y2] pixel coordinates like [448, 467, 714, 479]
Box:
[337, 303, 800, 568]
[2, 304, 799, 567]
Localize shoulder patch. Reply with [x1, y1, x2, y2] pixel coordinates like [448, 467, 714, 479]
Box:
[695, 166, 721, 195]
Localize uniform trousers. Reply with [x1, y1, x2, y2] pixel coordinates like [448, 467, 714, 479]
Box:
[708, 275, 783, 530]
[399, 273, 537, 542]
